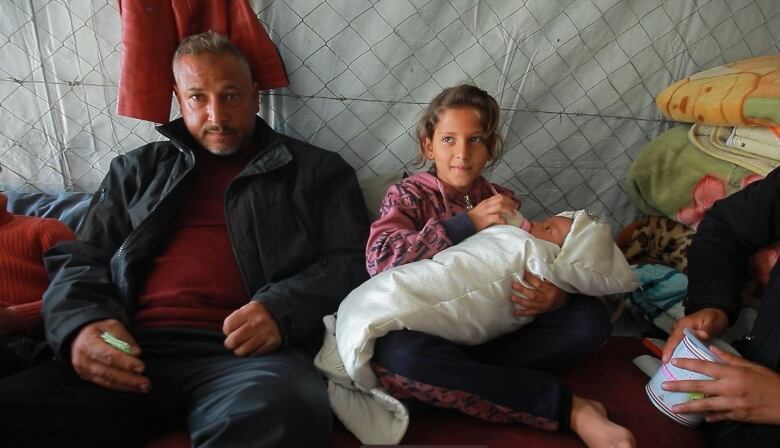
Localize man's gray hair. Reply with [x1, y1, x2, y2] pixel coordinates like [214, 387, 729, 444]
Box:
[172, 31, 253, 82]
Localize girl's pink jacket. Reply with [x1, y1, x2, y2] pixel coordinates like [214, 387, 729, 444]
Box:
[366, 171, 516, 276]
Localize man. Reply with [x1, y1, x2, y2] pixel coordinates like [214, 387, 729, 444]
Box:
[0, 31, 369, 447]
[662, 167, 780, 446]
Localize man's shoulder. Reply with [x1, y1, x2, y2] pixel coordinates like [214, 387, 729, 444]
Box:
[124, 140, 179, 159]
[274, 133, 348, 169]
[276, 133, 332, 156]
[109, 141, 181, 168]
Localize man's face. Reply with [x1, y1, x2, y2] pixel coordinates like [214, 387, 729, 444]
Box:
[529, 216, 573, 246]
[173, 53, 259, 156]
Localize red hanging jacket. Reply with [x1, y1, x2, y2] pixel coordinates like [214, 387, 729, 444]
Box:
[117, 0, 288, 123]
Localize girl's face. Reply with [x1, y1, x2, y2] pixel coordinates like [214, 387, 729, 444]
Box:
[423, 107, 491, 194]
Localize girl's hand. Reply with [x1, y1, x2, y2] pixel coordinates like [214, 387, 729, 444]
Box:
[510, 272, 568, 316]
[467, 194, 518, 231]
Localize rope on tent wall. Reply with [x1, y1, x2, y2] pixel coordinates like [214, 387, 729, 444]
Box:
[0, 77, 672, 125]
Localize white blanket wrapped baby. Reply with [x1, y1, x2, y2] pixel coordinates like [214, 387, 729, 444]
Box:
[315, 210, 638, 444]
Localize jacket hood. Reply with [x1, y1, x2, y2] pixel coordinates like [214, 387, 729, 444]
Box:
[406, 171, 497, 199]
[404, 171, 500, 218]
[154, 116, 277, 154]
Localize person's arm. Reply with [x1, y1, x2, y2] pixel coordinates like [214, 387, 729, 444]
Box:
[42, 154, 138, 362]
[243, 152, 370, 350]
[663, 168, 780, 361]
[365, 182, 456, 276]
[42, 154, 154, 391]
[7, 219, 77, 335]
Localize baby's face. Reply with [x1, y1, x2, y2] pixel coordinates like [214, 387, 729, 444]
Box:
[529, 216, 573, 246]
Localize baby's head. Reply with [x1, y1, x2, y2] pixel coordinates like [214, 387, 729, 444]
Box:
[535, 210, 637, 295]
[525, 210, 608, 252]
[545, 210, 615, 264]
[527, 216, 573, 246]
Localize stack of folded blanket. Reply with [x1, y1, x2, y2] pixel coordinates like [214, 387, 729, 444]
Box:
[621, 54, 780, 337]
[628, 54, 780, 229]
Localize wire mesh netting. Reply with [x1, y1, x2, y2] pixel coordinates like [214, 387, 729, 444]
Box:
[1, 0, 779, 230]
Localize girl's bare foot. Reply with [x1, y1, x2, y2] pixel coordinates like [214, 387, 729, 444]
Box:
[570, 395, 636, 448]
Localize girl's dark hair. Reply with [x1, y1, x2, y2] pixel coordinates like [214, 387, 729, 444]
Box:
[414, 84, 503, 168]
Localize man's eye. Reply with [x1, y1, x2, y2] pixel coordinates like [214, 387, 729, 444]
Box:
[190, 95, 202, 102]
[226, 93, 239, 101]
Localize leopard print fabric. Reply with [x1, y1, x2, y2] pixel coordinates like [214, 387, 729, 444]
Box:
[616, 215, 694, 274]
[616, 215, 765, 309]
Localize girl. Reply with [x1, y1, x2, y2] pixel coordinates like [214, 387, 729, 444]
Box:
[366, 84, 636, 448]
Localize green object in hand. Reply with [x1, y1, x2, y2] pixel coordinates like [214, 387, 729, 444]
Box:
[100, 331, 132, 354]
[688, 391, 705, 401]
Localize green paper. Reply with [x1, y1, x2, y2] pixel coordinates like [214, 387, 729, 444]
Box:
[100, 331, 132, 354]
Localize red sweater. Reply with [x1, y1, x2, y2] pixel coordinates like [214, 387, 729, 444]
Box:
[134, 146, 260, 331]
[0, 194, 76, 334]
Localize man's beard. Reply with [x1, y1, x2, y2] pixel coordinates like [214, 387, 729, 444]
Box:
[205, 145, 240, 156]
[201, 125, 244, 156]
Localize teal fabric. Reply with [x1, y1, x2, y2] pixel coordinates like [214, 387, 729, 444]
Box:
[628, 264, 688, 320]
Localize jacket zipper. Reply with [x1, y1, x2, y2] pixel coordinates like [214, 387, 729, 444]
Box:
[113, 144, 196, 262]
[464, 194, 474, 210]
[224, 178, 252, 297]
[223, 150, 275, 297]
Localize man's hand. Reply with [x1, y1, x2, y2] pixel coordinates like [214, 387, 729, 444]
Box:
[663, 346, 780, 425]
[466, 194, 518, 231]
[662, 308, 729, 362]
[70, 319, 149, 393]
[510, 272, 568, 317]
[0, 308, 26, 336]
[223, 301, 282, 356]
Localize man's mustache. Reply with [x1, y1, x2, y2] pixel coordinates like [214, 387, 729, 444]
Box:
[203, 125, 236, 133]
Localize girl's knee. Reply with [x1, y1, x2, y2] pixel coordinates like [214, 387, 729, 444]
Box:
[568, 298, 612, 349]
[373, 330, 433, 370]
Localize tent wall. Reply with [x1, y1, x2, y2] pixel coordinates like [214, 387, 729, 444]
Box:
[1, 0, 779, 229]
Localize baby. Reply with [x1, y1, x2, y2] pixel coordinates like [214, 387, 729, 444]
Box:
[330, 209, 638, 387]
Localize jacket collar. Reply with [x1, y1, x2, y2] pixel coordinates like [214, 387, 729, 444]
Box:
[154, 116, 292, 174]
[418, 170, 492, 199]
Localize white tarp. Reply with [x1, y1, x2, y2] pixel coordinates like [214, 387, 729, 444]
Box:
[1, 0, 779, 229]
